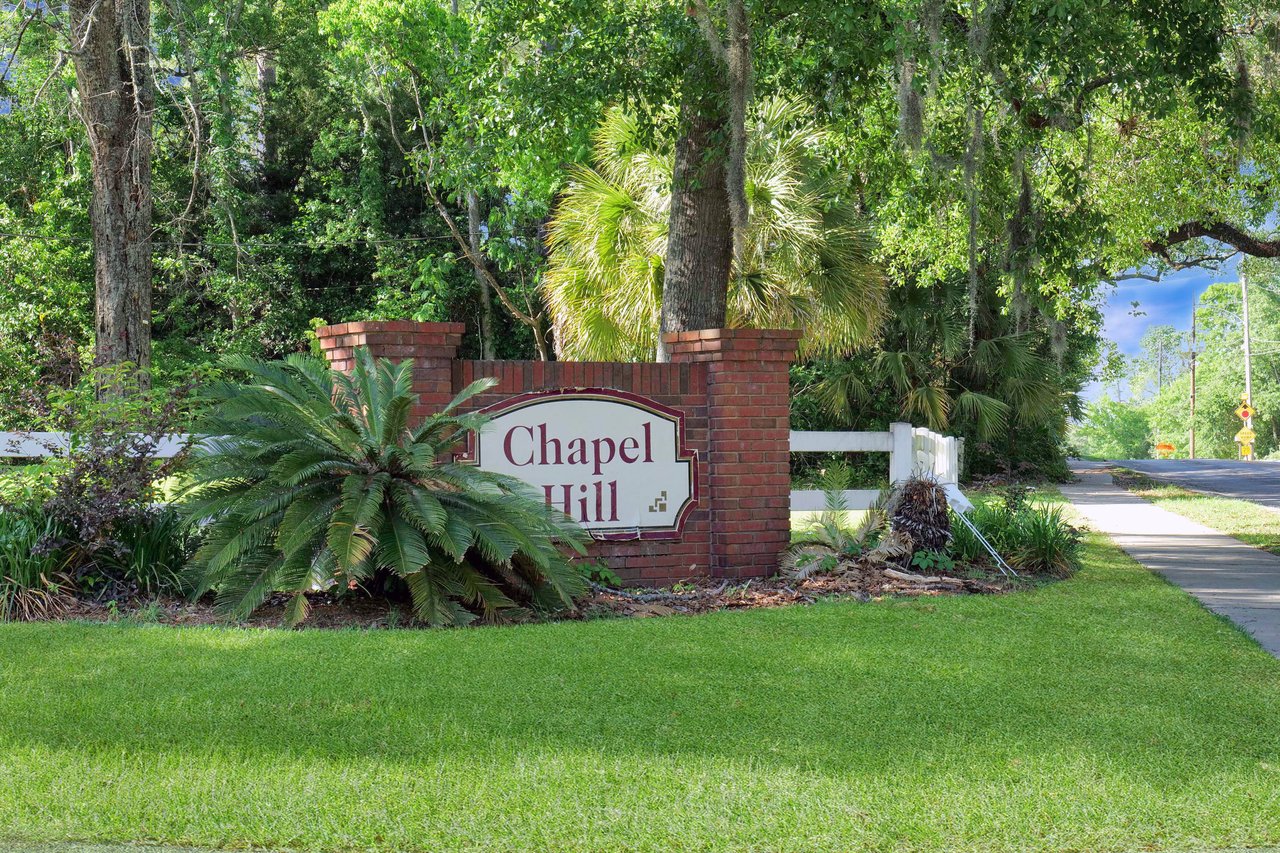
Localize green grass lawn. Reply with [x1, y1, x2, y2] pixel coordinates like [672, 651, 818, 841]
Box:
[1112, 467, 1280, 555]
[1, 532, 1279, 852]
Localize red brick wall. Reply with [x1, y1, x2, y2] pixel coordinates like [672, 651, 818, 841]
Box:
[314, 321, 798, 585]
[664, 329, 802, 578]
[453, 359, 712, 584]
[315, 321, 465, 420]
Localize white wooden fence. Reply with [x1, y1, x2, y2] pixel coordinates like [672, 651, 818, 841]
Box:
[4, 425, 966, 513]
[0, 432, 190, 458]
[790, 422, 965, 511]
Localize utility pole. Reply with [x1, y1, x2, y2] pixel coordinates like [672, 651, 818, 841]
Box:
[1189, 305, 1196, 459]
[1243, 271, 1255, 461]
[1157, 337, 1165, 393]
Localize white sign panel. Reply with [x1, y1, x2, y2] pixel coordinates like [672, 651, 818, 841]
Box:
[463, 389, 698, 539]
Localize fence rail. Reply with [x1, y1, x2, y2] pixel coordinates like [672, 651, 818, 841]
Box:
[0, 432, 191, 459]
[790, 422, 965, 512]
[5, 426, 968, 513]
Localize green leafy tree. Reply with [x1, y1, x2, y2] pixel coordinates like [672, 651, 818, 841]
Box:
[1072, 398, 1153, 460]
[1139, 266, 1280, 458]
[1130, 325, 1188, 399]
[543, 98, 885, 361]
[183, 351, 588, 626]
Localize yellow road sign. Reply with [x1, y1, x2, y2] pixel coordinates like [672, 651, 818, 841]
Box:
[1240, 442, 1254, 459]
[1236, 427, 1257, 444]
[1236, 403, 1257, 421]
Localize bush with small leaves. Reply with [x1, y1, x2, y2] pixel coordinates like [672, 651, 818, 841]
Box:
[19, 364, 196, 593]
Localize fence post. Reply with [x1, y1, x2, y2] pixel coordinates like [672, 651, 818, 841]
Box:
[940, 436, 956, 483]
[889, 422, 914, 484]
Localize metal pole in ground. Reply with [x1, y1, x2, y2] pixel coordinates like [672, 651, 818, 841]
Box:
[1243, 271, 1255, 461]
[1190, 303, 1197, 459]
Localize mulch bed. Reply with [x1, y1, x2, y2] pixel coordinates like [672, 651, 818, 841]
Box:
[46, 562, 1011, 629]
[1108, 466, 1158, 491]
[583, 564, 1009, 619]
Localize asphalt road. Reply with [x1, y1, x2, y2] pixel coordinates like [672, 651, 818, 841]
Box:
[1114, 458, 1280, 509]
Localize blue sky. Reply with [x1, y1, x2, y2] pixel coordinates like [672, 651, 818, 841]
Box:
[1084, 255, 1241, 401]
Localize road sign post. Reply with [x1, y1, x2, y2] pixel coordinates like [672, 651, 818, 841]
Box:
[1236, 394, 1258, 462]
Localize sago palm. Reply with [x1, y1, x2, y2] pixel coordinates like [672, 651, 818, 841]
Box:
[182, 350, 588, 626]
[544, 98, 886, 360]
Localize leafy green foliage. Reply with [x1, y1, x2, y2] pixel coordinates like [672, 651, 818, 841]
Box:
[910, 549, 955, 574]
[1072, 398, 1153, 460]
[0, 463, 60, 507]
[4, 0, 1279, 481]
[0, 506, 73, 621]
[1012, 505, 1082, 578]
[183, 350, 589, 626]
[948, 502, 1011, 565]
[543, 98, 886, 360]
[801, 280, 1084, 479]
[93, 508, 195, 598]
[949, 493, 1081, 577]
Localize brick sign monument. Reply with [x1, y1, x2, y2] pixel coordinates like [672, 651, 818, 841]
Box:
[316, 321, 800, 585]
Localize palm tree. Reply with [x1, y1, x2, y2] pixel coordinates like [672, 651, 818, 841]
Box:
[806, 281, 1072, 443]
[543, 98, 886, 361]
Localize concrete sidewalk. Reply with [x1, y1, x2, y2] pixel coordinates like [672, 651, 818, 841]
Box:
[1063, 463, 1280, 657]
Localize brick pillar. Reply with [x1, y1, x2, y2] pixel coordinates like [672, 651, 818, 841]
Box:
[314, 321, 465, 421]
[666, 328, 801, 579]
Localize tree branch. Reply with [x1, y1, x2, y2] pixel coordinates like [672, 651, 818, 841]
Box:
[2, 12, 37, 81]
[1146, 220, 1280, 259]
[687, 0, 727, 63]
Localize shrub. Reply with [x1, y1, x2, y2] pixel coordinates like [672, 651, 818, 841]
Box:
[183, 350, 589, 627]
[34, 365, 194, 560]
[948, 497, 1081, 577]
[92, 507, 195, 598]
[6, 364, 197, 603]
[1011, 505, 1081, 578]
[0, 507, 73, 621]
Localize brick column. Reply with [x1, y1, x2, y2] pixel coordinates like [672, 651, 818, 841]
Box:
[315, 321, 464, 421]
[666, 328, 801, 578]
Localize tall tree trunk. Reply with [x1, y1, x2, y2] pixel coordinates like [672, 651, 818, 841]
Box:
[657, 96, 733, 362]
[467, 190, 497, 359]
[255, 50, 277, 170]
[69, 0, 155, 384]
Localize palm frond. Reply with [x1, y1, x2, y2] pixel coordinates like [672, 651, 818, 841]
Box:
[182, 353, 589, 626]
[544, 96, 886, 361]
